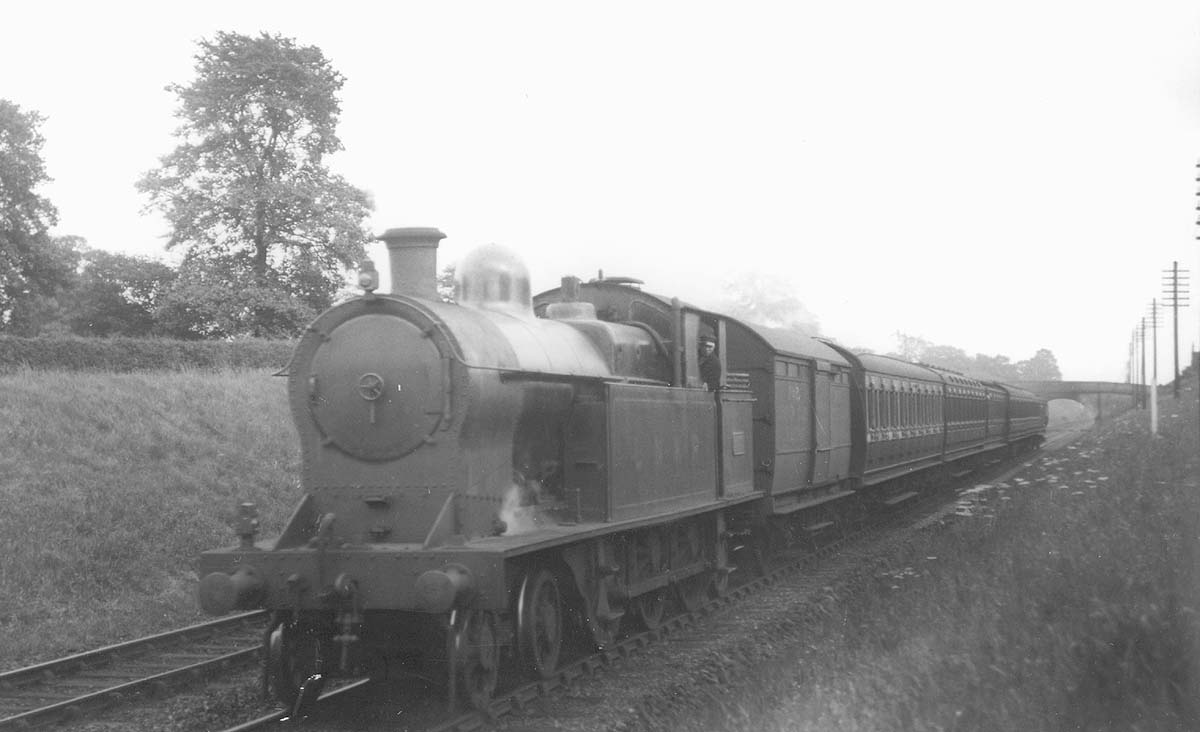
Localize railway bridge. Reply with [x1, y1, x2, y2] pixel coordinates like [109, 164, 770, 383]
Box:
[1015, 380, 1139, 422]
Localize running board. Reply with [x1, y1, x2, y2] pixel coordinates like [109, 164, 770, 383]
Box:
[882, 491, 918, 507]
[772, 489, 856, 515]
[803, 520, 835, 534]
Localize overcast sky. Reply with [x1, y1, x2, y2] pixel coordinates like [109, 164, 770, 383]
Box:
[6, 1, 1200, 382]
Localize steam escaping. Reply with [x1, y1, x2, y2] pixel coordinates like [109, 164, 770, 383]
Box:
[499, 480, 546, 536]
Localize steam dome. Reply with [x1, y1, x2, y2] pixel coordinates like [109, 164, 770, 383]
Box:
[455, 243, 533, 315]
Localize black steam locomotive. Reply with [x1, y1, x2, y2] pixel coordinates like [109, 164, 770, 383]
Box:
[197, 227, 1047, 710]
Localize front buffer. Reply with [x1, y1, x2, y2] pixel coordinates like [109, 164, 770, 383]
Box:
[199, 534, 508, 709]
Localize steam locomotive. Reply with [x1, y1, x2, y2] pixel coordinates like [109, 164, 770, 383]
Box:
[197, 227, 1047, 710]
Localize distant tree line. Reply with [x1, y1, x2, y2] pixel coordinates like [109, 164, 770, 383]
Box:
[712, 278, 1059, 383]
[885, 332, 1062, 382]
[0, 32, 371, 340]
[0, 238, 175, 337]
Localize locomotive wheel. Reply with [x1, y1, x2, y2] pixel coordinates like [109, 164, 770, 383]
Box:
[450, 610, 499, 711]
[268, 624, 326, 708]
[767, 520, 792, 555]
[632, 589, 667, 631]
[739, 526, 770, 578]
[676, 574, 709, 613]
[591, 603, 623, 649]
[516, 569, 562, 679]
[711, 526, 732, 598]
[711, 567, 730, 598]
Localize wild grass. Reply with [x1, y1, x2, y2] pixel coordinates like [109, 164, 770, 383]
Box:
[4, 366, 1197, 732]
[0, 368, 299, 666]
[737, 384, 1200, 731]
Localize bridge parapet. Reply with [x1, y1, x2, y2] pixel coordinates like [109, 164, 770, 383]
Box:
[1015, 381, 1139, 401]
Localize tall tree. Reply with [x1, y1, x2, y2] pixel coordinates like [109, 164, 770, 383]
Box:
[970, 353, 1019, 382]
[920, 344, 974, 374]
[892, 332, 932, 362]
[1017, 348, 1062, 381]
[137, 32, 373, 336]
[0, 100, 66, 330]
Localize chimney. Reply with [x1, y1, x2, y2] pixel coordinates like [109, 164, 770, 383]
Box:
[561, 276, 581, 302]
[377, 227, 446, 300]
[544, 275, 596, 320]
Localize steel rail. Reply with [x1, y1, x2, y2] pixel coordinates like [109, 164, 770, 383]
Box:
[0, 610, 267, 730]
[214, 677, 374, 732]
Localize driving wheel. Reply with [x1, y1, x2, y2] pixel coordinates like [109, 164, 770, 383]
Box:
[516, 569, 563, 679]
[449, 610, 499, 711]
[268, 624, 326, 708]
[633, 589, 668, 631]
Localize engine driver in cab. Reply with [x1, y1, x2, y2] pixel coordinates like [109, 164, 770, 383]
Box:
[699, 335, 721, 391]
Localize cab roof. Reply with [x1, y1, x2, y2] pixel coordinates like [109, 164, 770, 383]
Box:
[734, 320, 850, 365]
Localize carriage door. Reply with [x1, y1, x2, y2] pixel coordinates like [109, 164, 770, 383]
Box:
[812, 361, 833, 485]
[773, 358, 813, 492]
[713, 320, 754, 497]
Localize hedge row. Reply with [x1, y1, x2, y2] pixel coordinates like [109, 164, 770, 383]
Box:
[0, 336, 297, 372]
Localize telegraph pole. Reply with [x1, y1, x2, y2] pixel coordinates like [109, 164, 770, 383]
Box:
[1128, 333, 1135, 385]
[1139, 317, 1147, 410]
[1195, 160, 1200, 441]
[1128, 329, 1137, 414]
[1148, 300, 1160, 435]
[1132, 328, 1141, 406]
[1161, 261, 1190, 399]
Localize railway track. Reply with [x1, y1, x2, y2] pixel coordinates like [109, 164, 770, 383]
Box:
[216, 678, 374, 732]
[0, 610, 266, 730]
[216, 425, 1091, 732]
[15, 427, 1085, 732]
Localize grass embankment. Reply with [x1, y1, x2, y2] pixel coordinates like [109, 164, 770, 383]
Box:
[0, 370, 299, 666]
[724, 385, 1200, 731]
